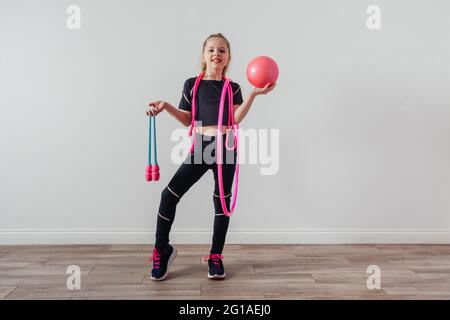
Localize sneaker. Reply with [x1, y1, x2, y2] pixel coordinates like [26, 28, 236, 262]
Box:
[150, 245, 177, 281]
[207, 253, 226, 280]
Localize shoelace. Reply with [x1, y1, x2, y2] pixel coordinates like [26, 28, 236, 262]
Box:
[202, 254, 224, 268]
[151, 248, 162, 269]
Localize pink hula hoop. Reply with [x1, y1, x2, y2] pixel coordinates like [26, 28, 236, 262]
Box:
[187, 72, 239, 217]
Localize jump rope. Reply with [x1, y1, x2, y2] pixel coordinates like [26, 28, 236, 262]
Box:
[146, 71, 239, 217]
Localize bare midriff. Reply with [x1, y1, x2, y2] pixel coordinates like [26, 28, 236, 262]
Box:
[195, 125, 229, 136]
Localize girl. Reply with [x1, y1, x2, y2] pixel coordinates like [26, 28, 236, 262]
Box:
[146, 33, 276, 281]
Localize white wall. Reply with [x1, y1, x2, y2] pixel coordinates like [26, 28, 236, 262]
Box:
[1, 0, 449, 244]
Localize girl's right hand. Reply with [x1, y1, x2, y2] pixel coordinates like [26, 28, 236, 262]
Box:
[146, 100, 166, 116]
[251, 82, 277, 96]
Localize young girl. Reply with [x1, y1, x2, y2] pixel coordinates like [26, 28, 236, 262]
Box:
[146, 33, 276, 281]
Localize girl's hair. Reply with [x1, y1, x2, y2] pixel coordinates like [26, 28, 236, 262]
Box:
[200, 33, 231, 77]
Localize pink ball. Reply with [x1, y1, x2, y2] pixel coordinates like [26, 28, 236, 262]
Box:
[246, 56, 279, 88]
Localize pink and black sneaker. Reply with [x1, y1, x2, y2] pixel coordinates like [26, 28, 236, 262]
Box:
[207, 253, 226, 280]
[150, 245, 177, 281]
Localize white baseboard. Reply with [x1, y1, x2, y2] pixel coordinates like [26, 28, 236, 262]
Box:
[0, 228, 449, 245]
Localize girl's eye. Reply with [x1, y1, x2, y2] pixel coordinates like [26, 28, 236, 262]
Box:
[208, 49, 226, 53]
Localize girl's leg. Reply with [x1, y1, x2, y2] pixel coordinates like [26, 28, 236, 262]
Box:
[210, 149, 237, 254]
[155, 154, 209, 250]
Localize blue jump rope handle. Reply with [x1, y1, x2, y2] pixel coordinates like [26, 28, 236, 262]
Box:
[148, 116, 158, 165]
[148, 115, 152, 165]
[151, 116, 157, 165]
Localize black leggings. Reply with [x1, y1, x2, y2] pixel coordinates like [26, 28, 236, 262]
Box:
[155, 132, 237, 254]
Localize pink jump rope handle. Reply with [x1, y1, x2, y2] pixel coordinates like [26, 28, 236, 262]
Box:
[145, 164, 160, 181]
[145, 165, 152, 181]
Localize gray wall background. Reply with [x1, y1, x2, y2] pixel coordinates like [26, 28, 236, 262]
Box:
[1, 0, 449, 244]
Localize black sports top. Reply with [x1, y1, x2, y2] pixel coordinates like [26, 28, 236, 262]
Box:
[178, 77, 244, 126]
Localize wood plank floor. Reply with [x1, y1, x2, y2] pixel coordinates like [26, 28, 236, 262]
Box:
[1, 244, 450, 300]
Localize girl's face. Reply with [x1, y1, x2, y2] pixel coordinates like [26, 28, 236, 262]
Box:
[202, 37, 230, 74]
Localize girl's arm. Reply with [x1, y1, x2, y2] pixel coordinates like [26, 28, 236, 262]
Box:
[233, 82, 277, 125]
[147, 100, 192, 127]
[233, 92, 257, 125]
[164, 102, 192, 127]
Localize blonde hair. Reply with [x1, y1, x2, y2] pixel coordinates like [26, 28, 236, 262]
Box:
[200, 33, 231, 77]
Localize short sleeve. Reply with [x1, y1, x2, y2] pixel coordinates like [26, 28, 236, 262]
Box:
[178, 79, 193, 111]
[232, 82, 243, 105]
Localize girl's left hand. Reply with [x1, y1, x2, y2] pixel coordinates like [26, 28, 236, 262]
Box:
[252, 82, 277, 96]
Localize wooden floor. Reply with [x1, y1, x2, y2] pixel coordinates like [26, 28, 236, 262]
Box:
[1, 244, 450, 300]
